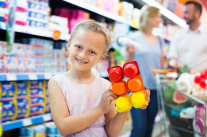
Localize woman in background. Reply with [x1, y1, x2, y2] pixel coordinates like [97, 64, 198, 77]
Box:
[125, 6, 164, 137]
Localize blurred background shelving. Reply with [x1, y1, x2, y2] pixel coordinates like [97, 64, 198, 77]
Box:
[1, 0, 207, 136]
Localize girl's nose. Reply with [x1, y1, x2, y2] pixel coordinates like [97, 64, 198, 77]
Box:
[79, 51, 87, 58]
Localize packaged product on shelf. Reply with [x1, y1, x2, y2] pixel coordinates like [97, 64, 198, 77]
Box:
[3, 0, 28, 24]
[0, 41, 5, 55]
[27, 14, 48, 28]
[16, 81, 29, 99]
[15, 11, 27, 25]
[23, 38, 53, 47]
[20, 124, 46, 137]
[30, 96, 44, 106]
[16, 98, 29, 119]
[30, 80, 44, 90]
[0, 0, 7, 22]
[109, 48, 116, 67]
[131, 8, 140, 28]
[20, 126, 35, 137]
[96, 0, 103, 9]
[70, 10, 90, 31]
[0, 102, 2, 124]
[122, 1, 133, 23]
[2, 42, 33, 73]
[194, 105, 206, 137]
[0, 7, 6, 22]
[1, 39, 67, 73]
[0, 60, 2, 73]
[13, 43, 34, 72]
[34, 125, 46, 137]
[20, 124, 48, 137]
[30, 105, 44, 116]
[54, 8, 72, 31]
[26, 0, 49, 28]
[53, 49, 67, 72]
[54, 8, 90, 33]
[0, 0, 5, 7]
[2, 53, 19, 73]
[29, 80, 44, 96]
[102, 0, 118, 14]
[15, 0, 28, 25]
[117, 2, 124, 17]
[49, 15, 69, 34]
[0, 41, 5, 73]
[0, 81, 16, 100]
[16, 0, 27, 12]
[30, 88, 44, 97]
[43, 122, 60, 137]
[2, 100, 16, 122]
[29, 80, 45, 104]
[22, 38, 66, 73]
[3, 0, 7, 7]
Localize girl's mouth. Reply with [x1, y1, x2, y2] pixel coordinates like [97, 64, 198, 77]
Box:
[76, 58, 88, 64]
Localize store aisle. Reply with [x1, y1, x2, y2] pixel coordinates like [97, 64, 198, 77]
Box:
[119, 114, 167, 137]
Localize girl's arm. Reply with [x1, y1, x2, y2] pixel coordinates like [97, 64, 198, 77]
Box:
[104, 101, 128, 137]
[48, 79, 113, 136]
[105, 89, 150, 137]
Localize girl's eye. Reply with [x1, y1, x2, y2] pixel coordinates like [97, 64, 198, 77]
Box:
[77, 46, 81, 49]
[75, 45, 82, 49]
[89, 50, 96, 55]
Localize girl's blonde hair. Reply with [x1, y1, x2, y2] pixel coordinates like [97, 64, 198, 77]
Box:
[139, 6, 160, 34]
[69, 20, 111, 53]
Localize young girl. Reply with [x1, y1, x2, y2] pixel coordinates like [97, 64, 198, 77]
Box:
[48, 20, 150, 137]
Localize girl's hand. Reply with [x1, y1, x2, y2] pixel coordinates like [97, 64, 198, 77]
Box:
[98, 89, 117, 114]
[140, 88, 150, 109]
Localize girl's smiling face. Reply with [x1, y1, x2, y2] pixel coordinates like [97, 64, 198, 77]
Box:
[68, 29, 107, 72]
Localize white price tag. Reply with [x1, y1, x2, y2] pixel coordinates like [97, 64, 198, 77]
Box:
[22, 119, 32, 126]
[43, 114, 52, 121]
[7, 74, 16, 81]
[29, 73, 37, 80]
[45, 74, 52, 79]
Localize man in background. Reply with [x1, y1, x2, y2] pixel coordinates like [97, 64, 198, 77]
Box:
[168, 1, 207, 71]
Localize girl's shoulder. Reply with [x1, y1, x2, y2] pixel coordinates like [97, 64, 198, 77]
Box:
[52, 74, 67, 84]
[51, 74, 73, 90]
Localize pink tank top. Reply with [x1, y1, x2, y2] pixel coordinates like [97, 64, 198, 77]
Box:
[53, 74, 111, 137]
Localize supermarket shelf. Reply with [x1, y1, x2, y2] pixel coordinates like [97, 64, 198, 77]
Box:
[2, 113, 52, 131]
[0, 73, 64, 81]
[0, 22, 70, 41]
[63, 0, 136, 28]
[141, 0, 187, 28]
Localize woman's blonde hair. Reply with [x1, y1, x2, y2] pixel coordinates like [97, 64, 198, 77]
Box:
[139, 6, 160, 34]
[69, 20, 111, 53]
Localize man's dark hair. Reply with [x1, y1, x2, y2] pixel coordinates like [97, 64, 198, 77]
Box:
[185, 1, 202, 16]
